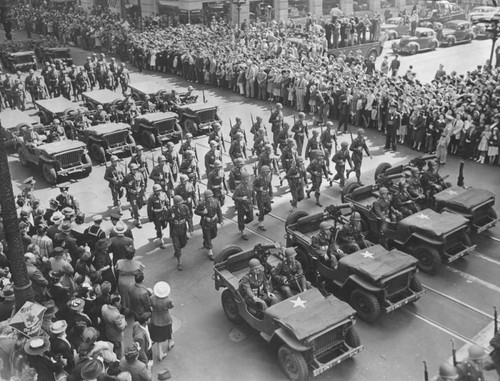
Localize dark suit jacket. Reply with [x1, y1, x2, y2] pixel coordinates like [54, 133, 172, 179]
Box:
[109, 235, 134, 266]
[50, 336, 75, 371]
[128, 283, 151, 320]
[132, 322, 152, 364]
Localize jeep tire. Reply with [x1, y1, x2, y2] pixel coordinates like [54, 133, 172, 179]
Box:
[345, 326, 361, 348]
[277, 345, 308, 381]
[18, 147, 29, 166]
[141, 130, 156, 149]
[350, 288, 381, 322]
[82, 154, 92, 177]
[374, 162, 392, 181]
[90, 143, 106, 163]
[42, 163, 57, 185]
[413, 245, 441, 274]
[183, 119, 197, 135]
[221, 289, 243, 325]
[214, 245, 242, 264]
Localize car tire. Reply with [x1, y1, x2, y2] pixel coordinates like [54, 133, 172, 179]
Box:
[183, 119, 197, 135]
[39, 111, 49, 126]
[126, 134, 136, 147]
[409, 45, 418, 55]
[173, 123, 183, 144]
[285, 209, 309, 229]
[277, 345, 308, 381]
[466, 34, 473, 43]
[82, 153, 92, 177]
[374, 162, 392, 181]
[18, 147, 29, 167]
[345, 326, 361, 348]
[90, 143, 106, 163]
[430, 41, 437, 50]
[214, 245, 243, 264]
[413, 245, 441, 274]
[42, 163, 57, 185]
[341, 181, 361, 203]
[448, 37, 455, 47]
[221, 289, 243, 325]
[350, 288, 381, 322]
[141, 130, 156, 149]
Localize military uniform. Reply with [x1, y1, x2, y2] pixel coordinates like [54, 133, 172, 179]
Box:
[320, 128, 337, 169]
[269, 108, 283, 154]
[393, 187, 418, 218]
[331, 148, 353, 187]
[304, 133, 321, 161]
[56, 193, 80, 213]
[194, 196, 223, 251]
[82, 224, 106, 252]
[292, 119, 308, 156]
[228, 166, 247, 192]
[456, 360, 485, 381]
[229, 139, 245, 162]
[407, 176, 424, 199]
[349, 136, 371, 182]
[277, 127, 291, 152]
[338, 223, 364, 254]
[163, 148, 180, 182]
[165, 201, 190, 264]
[129, 152, 150, 186]
[204, 149, 221, 178]
[174, 182, 197, 233]
[253, 174, 273, 226]
[12, 81, 26, 111]
[239, 270, 274, 310]
[311, 231, 341, 267]
[179, 156, 200, 187]
[306, 157, 328, 205]
[285, 161, 307, 207]
[207, 168, 227, 206]
[124, 171, 145, 226]
[179, 139, 197, 160]
[147, 191, 169, 240]
[149, 163, 174, 194]
[272, 258, 307, 298]
[24, 73, 37, 104]
[280, 145, 297, 174]
[232, 181, 254, 234]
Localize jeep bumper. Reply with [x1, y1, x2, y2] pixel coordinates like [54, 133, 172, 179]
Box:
[158, 131, 182, 142]
[57, 163, 91, 176]
[474, 216, 499, 234]
[312, 344, 363, 377]
[444, 243, 476, 263]
[384, 290, 425, 313]
[106, 143, 135, 155]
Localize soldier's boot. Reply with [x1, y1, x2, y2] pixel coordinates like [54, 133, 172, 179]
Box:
[177, 258, 183, 271]
[316, 197, 322, 207]
[357, 177, 364, 186]
[306, 189, 312, 198]
[136, 219, 142, 229]
[240, 230, 248, 241]
[346, 169, 352, 178]
[207, 249, 214, 260]
[258, 222, 266, 231]
[159, 237, 166, 249]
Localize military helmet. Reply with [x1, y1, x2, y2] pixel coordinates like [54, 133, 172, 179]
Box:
[179, 174, 189, 182]
[166, 142, 174, 148]
[326, 121, 334, 127]
[214, 160, 222, 167]
[468, 345, 487, 361]
[129, 163, 139, 170]
[286, 138, 295, 146]
[136, 145, 143, 151]
[110, 155, 119, 162]
[152, 184, 162, 192]
[235, 132, 243, 139]
[97, 105, 103, 110]
[173, 195, 184, 205]
[296, 157, 304, 163]
[298, 112, 305, 118]
[379, 187, 389, 195]
[284, 248, 297, 259]
[241, 171, 251, 179]
[438, 362, 458, 379]
[185, 133, 193, 139]
[209, 140, 218, 147]
[248, 258, 263, 270]
[427, 160, 437, 168]
[203, 189, 213, 198]
[187, 86, 193, 91]
[264, 143, 272, 151]
[351, 212, 361, 221]
[312, 130, 319, 136]
[341, 141, 349, 147]
[357, 128, 365, 135]
[185, 150, 195, 157]
[158, 155, 166, 162]
[212, 122, 221, 129]
[275, 103, 283, 109]
[260, 165, 271, 173]
[53, 119, 60, 124]
[410, 167, 420, 174]
[234, 158, 245, 166]
[256, 116, 262, 121]
[319, 221, 333, 231]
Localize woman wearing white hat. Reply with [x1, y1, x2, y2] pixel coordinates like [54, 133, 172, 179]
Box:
[149, 281, 174, 361]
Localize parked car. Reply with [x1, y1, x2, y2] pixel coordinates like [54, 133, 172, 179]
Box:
[472, 22, 491, 38]
[15, 133, 91, 185]
[469, 5, 499, 24]
[131, 112, 183, 148]
[0, 109, 41, 150]
[285, 204, 424, 322]
[72, 122, 135, 163]
[380, 17, 411, 39]
[1, 51, 37, 72]
[374, 158, 498, 234]
[38, 47, 73, 67]
[392, 27, 439, 54]
[213, 243, 363, 381]
[437, 20, 474, 46]
[177, 102, 221, 135]
[35, 97, 83, 125]
[342, 183, 476, 274]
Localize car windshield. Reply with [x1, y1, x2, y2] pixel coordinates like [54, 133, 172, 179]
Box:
[52, 50, 70, 58]
[13, 55, 34, 63]
[385, 19, 400, 25]
[443, 22, 459, 29]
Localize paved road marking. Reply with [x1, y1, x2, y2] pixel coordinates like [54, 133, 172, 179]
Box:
[471, 251, 500, 267]
[446, 266, 500, 294]
[448, 321, 494, 363]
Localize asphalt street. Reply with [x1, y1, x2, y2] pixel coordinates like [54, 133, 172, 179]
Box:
[3, 31, 500, 381]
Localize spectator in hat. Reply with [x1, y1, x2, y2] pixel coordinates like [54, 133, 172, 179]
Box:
[48, 211, 65, 241]
[65, 298, 92, 341]
[128, 272, 151, 321]
[49, 320, 75, 372]
[115, 244, 143, 311]
[132, 313, 152, 367]
[83, 215, 106, 252]
[120, 343, 152, 381]
[24, 336, 60, 381]
[93, 238, 115, 290]
[31, 223, 53, 259]
[0, 284, 15, 321]
[109, 221, 135, 268]
[43, 198, 60, 224]
[41, 299, 59, 334]
[54, 220, 79, 264]
[25, 252, 48, 303]
[80, 358, 104, 381]
[19, 221, 32, 252]
[50, 246, 75, 295]
[149, 281, 174, 361]
[101, 293, 127, 359]
[109, 212, 134, 240]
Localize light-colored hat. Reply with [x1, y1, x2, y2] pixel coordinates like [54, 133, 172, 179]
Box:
[113, 221, 127, 235]
[0, 284, 15, 301]
[24, 337, 50, 356]
[153, 281, 171, 298]
[50, 211, 64, 224]
[49, 320, 68, 335]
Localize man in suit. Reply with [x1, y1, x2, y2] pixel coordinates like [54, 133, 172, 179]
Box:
[128, 272, 152, 321]
[101, 294, 127, 359]
[25, 252, 48, 303]
[49, 320, 75, 372]
[385, 102, 401, 151]
[109, 221, 135, 267]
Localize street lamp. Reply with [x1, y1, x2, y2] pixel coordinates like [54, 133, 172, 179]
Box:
[486, 12, 500, 68]
[232, 0, 246, 29]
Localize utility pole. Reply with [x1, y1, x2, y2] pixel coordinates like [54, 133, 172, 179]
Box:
[0, 124, 33, 311]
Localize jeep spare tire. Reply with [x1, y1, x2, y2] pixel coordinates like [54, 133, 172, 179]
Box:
[374, 162, 392, 181]
[42, 163, 57, 185]
[221, 289, 243, 325]
[341, 181, 361, 203]
[214, 245, 242, 265]
[277, 345, 308, 381]
[183, 119, 197, 135]
[285, 209, 309, 228]
[141, 130, 156, 149]
[90, 143, 106, 163]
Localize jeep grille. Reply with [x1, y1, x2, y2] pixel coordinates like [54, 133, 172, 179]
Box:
[311, 328, 343, 356]
[157, 121, 174, 134]
[105, 132, 128, 148]
[55, 150, 82, 169]
[385, 271, 411, 298]
[198, 110, 216, 124]
[445, 230, 465, 251]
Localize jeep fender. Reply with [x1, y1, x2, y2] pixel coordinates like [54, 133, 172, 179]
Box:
[38, 155, 59, 168]
[269, 328, 309, 352]
[345, 274, 383, 294]
[404, 233, 443, 248]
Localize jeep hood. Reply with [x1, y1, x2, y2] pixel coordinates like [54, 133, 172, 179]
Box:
[136, 112, 177, 123]
[339, 245, 418, 282]
[40, 140, 86, 155]
[434, 186, 495, 211]
[400, 208, 468, 237]
[129, 81, 167, 95]
[87, 123, 131, 135]
[178, 102, 217, 112]
[265, 288, 355, 341]
[82, 90, 124, 105]
[35, 98, 81, 115]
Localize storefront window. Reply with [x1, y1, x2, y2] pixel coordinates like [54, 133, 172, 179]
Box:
[380, 0, 396, 9]
[353, 0, 369, 12]
[322, 0, 340, 16]
[190, 10, 202, 24]
[289, 0, 309, 18]
[250, 1, 273, 21]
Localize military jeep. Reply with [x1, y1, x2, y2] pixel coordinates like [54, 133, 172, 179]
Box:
[82, 89, 125, 113]
[35, 97, 83, 126]
[342, 183, 476, 274]
[213, 243, 363, 381]
[2, 51, 37, 72]
[15, 134, 91, 185]
[285, 204, 424, 322]
[38, 47, 73, 67]
[128, 81, 169, 102]
[177, 102, 221, 135]
[72, 122, 135, 163]
[374, 158, 498, 234]
[131, 112, 183, 149]
[0, 109, 41, 150]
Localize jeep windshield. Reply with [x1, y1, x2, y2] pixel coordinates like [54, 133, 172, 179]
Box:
[12, 55, 33, 63]
[51, 50, 70, 58]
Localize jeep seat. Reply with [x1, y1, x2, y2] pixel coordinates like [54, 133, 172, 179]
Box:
[351, 185, 375, 202]
[385, 164, 404, 177]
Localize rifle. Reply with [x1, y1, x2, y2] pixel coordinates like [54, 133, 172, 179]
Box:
[220, 130, 226, 152]
[253, 162, 258, 176]
[495, 306, 498, 334]
[202, 89, 206, 103]
[197, 184, 201, 202]
[451, 339, 457, 367]
[423, 361, 428, 381]
[229, 118, 233, 141]
[250, 114, 255, 156]
[457, 161, 464, 187]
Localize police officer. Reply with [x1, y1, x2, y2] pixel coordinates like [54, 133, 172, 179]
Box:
[104, 155, 125, 210]
[129, 145, 149, 187]
[207, 160, 227, 206]
[179, 150, 200, 187]
[56, 184, 80, 213]
[306, 150, 329, 207]
[456, 345, 488, 381]
[233, 172, 254, 240]
[150, 155, 175, 195]
[269, 103, 284, 155]
[348, 128, 372, 184]
[82, 215, 106, 251]
[330, 141, 354, 188]
[272, 247, 310, 298]
[124, 163, 145, 228]
[229, 132, 246, 162]
[284, 155, 306, 207]
[254, 166, 273, 231]
[166, 195, 190, 271]
[204, 140, 221, 178]
[311, 221, 344, 268]
[147, 184, 169, 249]
[194, 189, 223, 260]
[174, 174, 197, 235]
[338, 212, 366, 254]
[228, 158, 248, 192]
[320, 121, 338, 172]
[162, 142, 180, 183]
[292, 112, 308, 156]
[239, 258, 278, 312]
